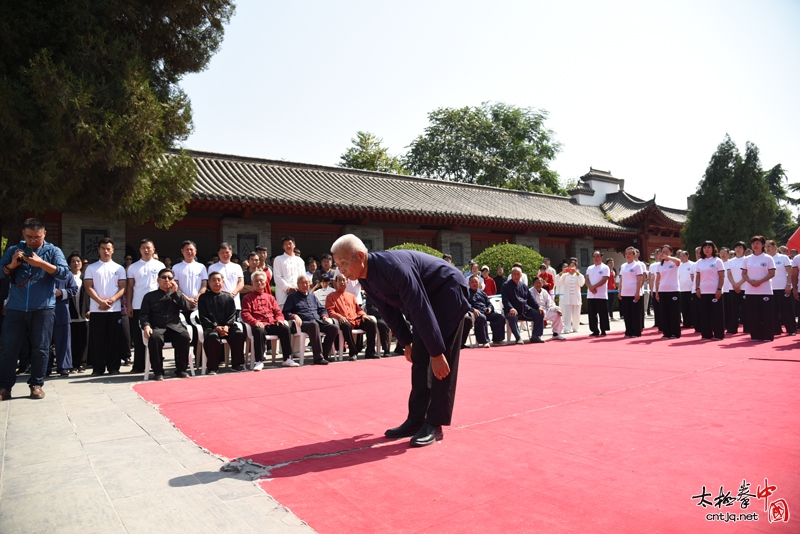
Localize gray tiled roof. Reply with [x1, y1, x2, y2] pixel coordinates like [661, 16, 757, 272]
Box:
[601, 191, 688, 226]
[184, 150, 635, 233]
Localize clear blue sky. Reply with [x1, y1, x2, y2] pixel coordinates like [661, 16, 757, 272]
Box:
[181, 0, 800, 211]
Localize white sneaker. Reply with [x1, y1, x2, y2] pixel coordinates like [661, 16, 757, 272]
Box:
[253, 361, 264, 371]
[515, 338, 524, 345]
[552, 334, 566, 340]
[282, 359, 299, 367]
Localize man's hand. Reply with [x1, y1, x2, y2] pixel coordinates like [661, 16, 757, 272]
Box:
[633, 296, 640, 303]
[539, 308, 545, 316]
[127, 306, 134, 318]
[10, 250, 25, 268]
[99, 299, 112, 311]
[215, 325, 229, 337]
[186, 297, 198, 309]
[323, 317, 332, 324]
[255, 321, 265, 329]
[508, 308, 518, 317]
[715, 289, 722, 301]
[655, 292, 660, 302]
[556, 309, 562, 316]
[750, 279, 762, 287]
[286, 287, 297, 295]
[695, 289, 702, 298]
[473, 309, 479, 319]
[293, 315, 303, 327]
[143, 325, 153, 339]
[339, 318, 350, 327]
[23, 251, 47, 270]
[431, 354, 450, 380]
[404, 343, 412, 363]
[55, 288, 62, 298]
[589, 286, 597, 294]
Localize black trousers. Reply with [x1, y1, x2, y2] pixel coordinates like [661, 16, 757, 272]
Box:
[251, 323, 293, 361]
[587, 298, 610, 335]
[292, 320, 339, 360]
[70, 321, 89, 369]
[119, 312, 131, 363]
[692, 292, 702, 333]
[202, 328, 246, 370]
[339, 319, 377, 358]
[89, 312, 122, 374]
[773, 290, 796, 335]
[680, 291, 693, 328]
[408, 314, 465, 427]
[747, 292, 775, 341]
[466, 311, 506, 344]
[699, 294, 725, 340]
[375, 318, 390, 353]
[607, 294, 616, 319]
[131, 309, 146, 372]
[651, 295, 661, 330]
[729, 290, 748, 334]
[147, 327, 191, 375]
[620, 296, 642, 336]
[658, 292, 681, 338]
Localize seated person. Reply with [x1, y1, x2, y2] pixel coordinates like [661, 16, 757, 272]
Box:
[538, 264, 555, 294]
[326, 274, 379, 360]
[139, 269, 193, 380]
[283, 275, 339, 365]
[364, 294, 391, 356]
[312, 254, 336, 289]
[241, 271, 297, 367]
[464, 275, 506, 347]
[530, 276, 566, 341]
[313, 273, 336, 306]
[501, 267, 544, 344]
[198, 272, 247, 373]
[481, 266, 497, 296]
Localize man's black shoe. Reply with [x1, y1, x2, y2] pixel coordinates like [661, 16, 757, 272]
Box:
[365, 354, 381, 359]
[600, 332, 606, 337]
[175, 371, 189, 378]
[589, 332, 600, 337]
[530, 336, 545, 343]
[384, 419, 423, 438]
[313, 358, 329, 365]
[410, 423, 443, 447]
[108, 370, 121, 376]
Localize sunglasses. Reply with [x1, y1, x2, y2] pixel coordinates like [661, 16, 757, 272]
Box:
[159, 275, 174, 280]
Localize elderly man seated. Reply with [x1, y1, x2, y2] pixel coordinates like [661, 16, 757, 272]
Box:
[283, 274, 339, 365]
[501, 266, 544, 344]
[140, 268, 193, 380]
[198, 271, 247, 373]
[326, 274, 379, 360]
[241, 271, 297, 367]
[465, 275, 506, 347]
[530, 277, 566, 341]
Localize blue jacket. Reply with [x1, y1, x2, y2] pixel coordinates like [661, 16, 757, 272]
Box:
[0, 240, 70, 311]
[283, 290, 329, 323]
[501, 278, 540, 315]
[359, 250, 469, 356]
[54, 275, 79, 325]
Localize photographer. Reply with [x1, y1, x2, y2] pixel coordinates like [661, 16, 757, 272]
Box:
[0, 218, 70, 400]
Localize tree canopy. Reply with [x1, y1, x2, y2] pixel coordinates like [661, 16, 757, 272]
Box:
[682, 135, 779, 248]
[386, 243, 443, 258]
[471, 243, 543, 283]
[404, 102, 563, 194]
[0, 0, 235, 245]
[339, 131, 408, 174]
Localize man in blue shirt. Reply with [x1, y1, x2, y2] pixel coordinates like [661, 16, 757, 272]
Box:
[283, 274, 339, 365]
[501, 267, 545, 344]
[332, 234, 470, 447]
[0, 218, 70, 400]
[466, 275, 507, 347]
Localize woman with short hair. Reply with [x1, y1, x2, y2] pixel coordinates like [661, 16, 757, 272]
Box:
[618, 247, 645, 337]
[695, 241, 726, 340]
[741, 236, 775, 341]
[654, 245, 681, 339]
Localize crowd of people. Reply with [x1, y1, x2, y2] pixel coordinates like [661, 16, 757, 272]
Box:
[0, 218, 795, 400]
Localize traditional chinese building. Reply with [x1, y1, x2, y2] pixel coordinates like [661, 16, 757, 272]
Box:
[44, 151, 688, 268]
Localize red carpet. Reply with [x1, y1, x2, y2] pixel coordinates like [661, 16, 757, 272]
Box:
[135, 330, 800, 533]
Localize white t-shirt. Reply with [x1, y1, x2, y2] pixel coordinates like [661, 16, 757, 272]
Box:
[85, 260, 127, 313]
[128, 258, 166, 310]
[726, 256, 747, 291]
[696, 257, 725, 295]
[208, 261, 244, 309]
[173, 260, 209, 299]
[656, 260, 680, 292]
[619, 261, 644, 297]
[313, 286, 335, 306]
[273, 253, 306, 307]
[742, 253, 775, 295]
[678, 261, 694, 292]
[585, 263, 610, 299]
[771, 253, 791, 289]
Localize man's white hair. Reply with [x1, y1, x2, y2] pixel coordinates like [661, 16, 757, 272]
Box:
[331, 234, 367, 257]
[297, 274, 310, 285]
[251, 271, 267, 282]
[511, 266, 522, 274]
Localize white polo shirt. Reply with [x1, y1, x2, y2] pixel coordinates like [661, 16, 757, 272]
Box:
[273, 253, 306, 307]
[173, 260, 209, 299]
[695, 257, 725, 294]
[619, 261, 644, 297]
[721, 260, 733, 292]
[771, 253, 791, 290]
[727, 256, 747, 291]
[85, 260, 127, 313]
[656, 260, 680, 292]
[128, 258, 165, 310]
[741, 253, 775, 295]
[678, 260, 694, 292]
[585, 263, 610, 299]
[208, 261, 244, 309]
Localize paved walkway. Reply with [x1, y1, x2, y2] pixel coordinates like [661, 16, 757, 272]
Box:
[0, 310, 640, 533]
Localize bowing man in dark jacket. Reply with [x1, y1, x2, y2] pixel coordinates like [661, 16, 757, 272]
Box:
[197, 271, 246, 373]
[332, 235, 470, 447]
[139, 268, 192, 380]
[501, 267, 544, 344]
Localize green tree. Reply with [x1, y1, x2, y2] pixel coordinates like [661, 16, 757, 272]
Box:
[386, 243, 443, 258]
[682, 135, 778, 248]
[0, 0, 235, 244]
[405, 102, 563, 194]
[471, 243, 543, 283]
[339, 131, 408, 174]
[764, 163, 798, 243]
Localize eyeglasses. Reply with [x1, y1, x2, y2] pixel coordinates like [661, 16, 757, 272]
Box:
[159, 275, 174, 280]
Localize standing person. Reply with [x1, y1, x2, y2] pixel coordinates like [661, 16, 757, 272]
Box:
[0, 218, 70, 400]
[208, 243, 244, 313]
[273, 236, 305, 309]
[83, 238, 127, 375]
[126, 239, 165, 373]
[695, 241, 726, 341]
[501, 267, 545, 344]
[66, 253, 90, 372]
[254, 245, 273, 286]
[283, 275, 340, 365]
[332, 234, 471, 447]
[480, 266, 497, 296]
[649, 253, 661, 330]
[557, 259, 585, 334]
[197, 271, 246, 374]
[726, 241, 748, 334]
[585, 251, 610, 337]
[618, 247, 645, 338]
[543, 257, 557, 279]
[305, 258, 318, 280]
[692, 246, 703, 333]
[741, 236, 775, 342]
[173, 240, 208, 362]
[654, 245, 681, 339]
[537, 264, 555, 294]
[493, 266, 507, 293]
[719, 247, 734, 334]
[139, 269, 193, 379]
[52, 273, 79, 376]
[605, 258, 618, 320]
[678, 250, 695, 329]
[312, 253, 335, 289]
[240, 251, 261, 296]
[766, 240, 794, 336]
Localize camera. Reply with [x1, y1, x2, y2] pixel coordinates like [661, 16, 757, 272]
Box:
[23, 247, 34, 258]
